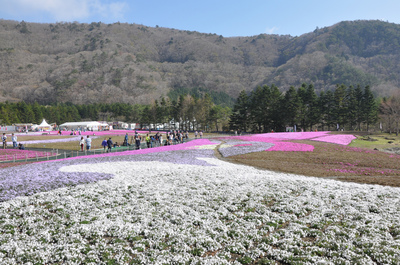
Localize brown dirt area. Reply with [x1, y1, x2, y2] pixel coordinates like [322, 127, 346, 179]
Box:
[216, 140, 400, 187]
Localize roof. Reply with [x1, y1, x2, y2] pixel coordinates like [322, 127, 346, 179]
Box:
[59, 121, 108, 127]
[38, 119, 51, 127]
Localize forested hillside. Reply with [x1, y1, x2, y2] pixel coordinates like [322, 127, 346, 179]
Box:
[1, 19, 400, 105]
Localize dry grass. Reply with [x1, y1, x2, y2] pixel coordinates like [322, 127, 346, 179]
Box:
[25, 134, 129, 150]
[225, 140, 400, 187]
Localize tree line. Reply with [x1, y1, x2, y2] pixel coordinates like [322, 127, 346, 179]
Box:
[229, 83, 379, 132]
[5, 82, 400, 134]
[0, 93, 231, 131]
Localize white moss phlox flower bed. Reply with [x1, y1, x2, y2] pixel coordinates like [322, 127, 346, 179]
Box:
[0, 138, 399, 264]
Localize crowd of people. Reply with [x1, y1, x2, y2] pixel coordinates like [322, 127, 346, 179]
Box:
[1, 129, 203, 153]
[131, 130, 195, 150]
[96, 130, 201, 152]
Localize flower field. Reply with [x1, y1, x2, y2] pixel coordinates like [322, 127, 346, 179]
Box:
[0, 149, 56, 163]
[0, 132, 399, 264]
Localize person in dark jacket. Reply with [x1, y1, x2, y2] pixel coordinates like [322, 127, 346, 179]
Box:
[107, 137, 113, 152]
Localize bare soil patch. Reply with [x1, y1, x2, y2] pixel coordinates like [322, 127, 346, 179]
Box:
[223, 140, 400, 187]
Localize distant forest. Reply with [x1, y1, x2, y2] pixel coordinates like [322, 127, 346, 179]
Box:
[4, 82, 400, 133]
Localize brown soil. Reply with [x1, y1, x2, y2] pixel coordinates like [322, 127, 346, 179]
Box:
[217, 140, 400, 187]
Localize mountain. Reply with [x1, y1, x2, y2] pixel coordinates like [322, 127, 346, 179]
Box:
[0, 19, 399, 105]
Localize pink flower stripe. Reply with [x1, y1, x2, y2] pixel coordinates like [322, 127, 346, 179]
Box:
[0, 149, 54, 161]
[311, 134, 356, 145]
[233, 135, 315, 152]
[249, 131, 330, 140]
[222, 131, 354, 152]
[12, 130, 167, 137]
[38, 139, 217, 163]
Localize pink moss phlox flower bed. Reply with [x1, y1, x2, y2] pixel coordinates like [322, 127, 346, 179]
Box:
[311, 134, 356, 145]
[253, 131, 329, 140]
[223, 131, 355, 152]
[39, 138, 218, 163]
[235, 134, 315, 152]
[0, 149, 54, 162]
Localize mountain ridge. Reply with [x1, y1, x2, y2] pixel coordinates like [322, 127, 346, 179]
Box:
[0, 19, 399, 105]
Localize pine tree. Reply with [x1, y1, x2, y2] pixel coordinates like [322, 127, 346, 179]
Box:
[362, 85, 378, 131]
[230, 90, 250, 132]
[282, 86, 301, 130]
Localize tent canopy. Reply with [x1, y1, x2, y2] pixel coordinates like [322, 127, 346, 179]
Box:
[38, 119, 51, 127]
[59, 121, 109, 131]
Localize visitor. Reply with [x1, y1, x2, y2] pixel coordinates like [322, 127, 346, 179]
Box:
[80, 136, 85, 151]
[199, 131, 203, 138]
[11, 133, 17, 148]
[2, 133, 7, 149]
[195, 130, 198, 138]
[107, 137, 113, 152]
[18, 143, 25, 150]
[85, 135, 92, 151]
[124, 133, 129, 146]
[135, 133, 141, 150]
[101, 138, 107, 151]
[146, 134, 151, 148]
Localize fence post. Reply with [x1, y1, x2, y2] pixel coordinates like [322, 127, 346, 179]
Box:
[64, 152, 66, 159]
[47, 152, 49, 160]
[13, 155, 15, 163]
[25, 154, 27, 162]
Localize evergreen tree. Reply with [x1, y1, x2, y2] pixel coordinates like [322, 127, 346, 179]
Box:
[345, 86, 358, 130]
[282, 86, 301, 130]
[318, 90, 335, 130]
[333, 84, 348, 130]
[354, 85, 364, 130]
[249, 86, 265, 132]
[268, 84, 283, 131]
[230, 90, 250, 132]
[362, 85, 378, 131]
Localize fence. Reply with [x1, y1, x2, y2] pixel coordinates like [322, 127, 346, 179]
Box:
[0, 138, 191, 164]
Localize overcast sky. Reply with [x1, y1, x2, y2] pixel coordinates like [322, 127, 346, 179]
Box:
[1, 0, 399, 37]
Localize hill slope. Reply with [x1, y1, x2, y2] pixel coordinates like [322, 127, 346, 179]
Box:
[0, 19, 399, 105]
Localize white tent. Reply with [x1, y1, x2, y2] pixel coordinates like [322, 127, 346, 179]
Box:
[59, 121, 109, 131]
[36, 119, 52, 131]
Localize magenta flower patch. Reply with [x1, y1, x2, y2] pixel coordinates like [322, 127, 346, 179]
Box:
[311, 134, 356, 145]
